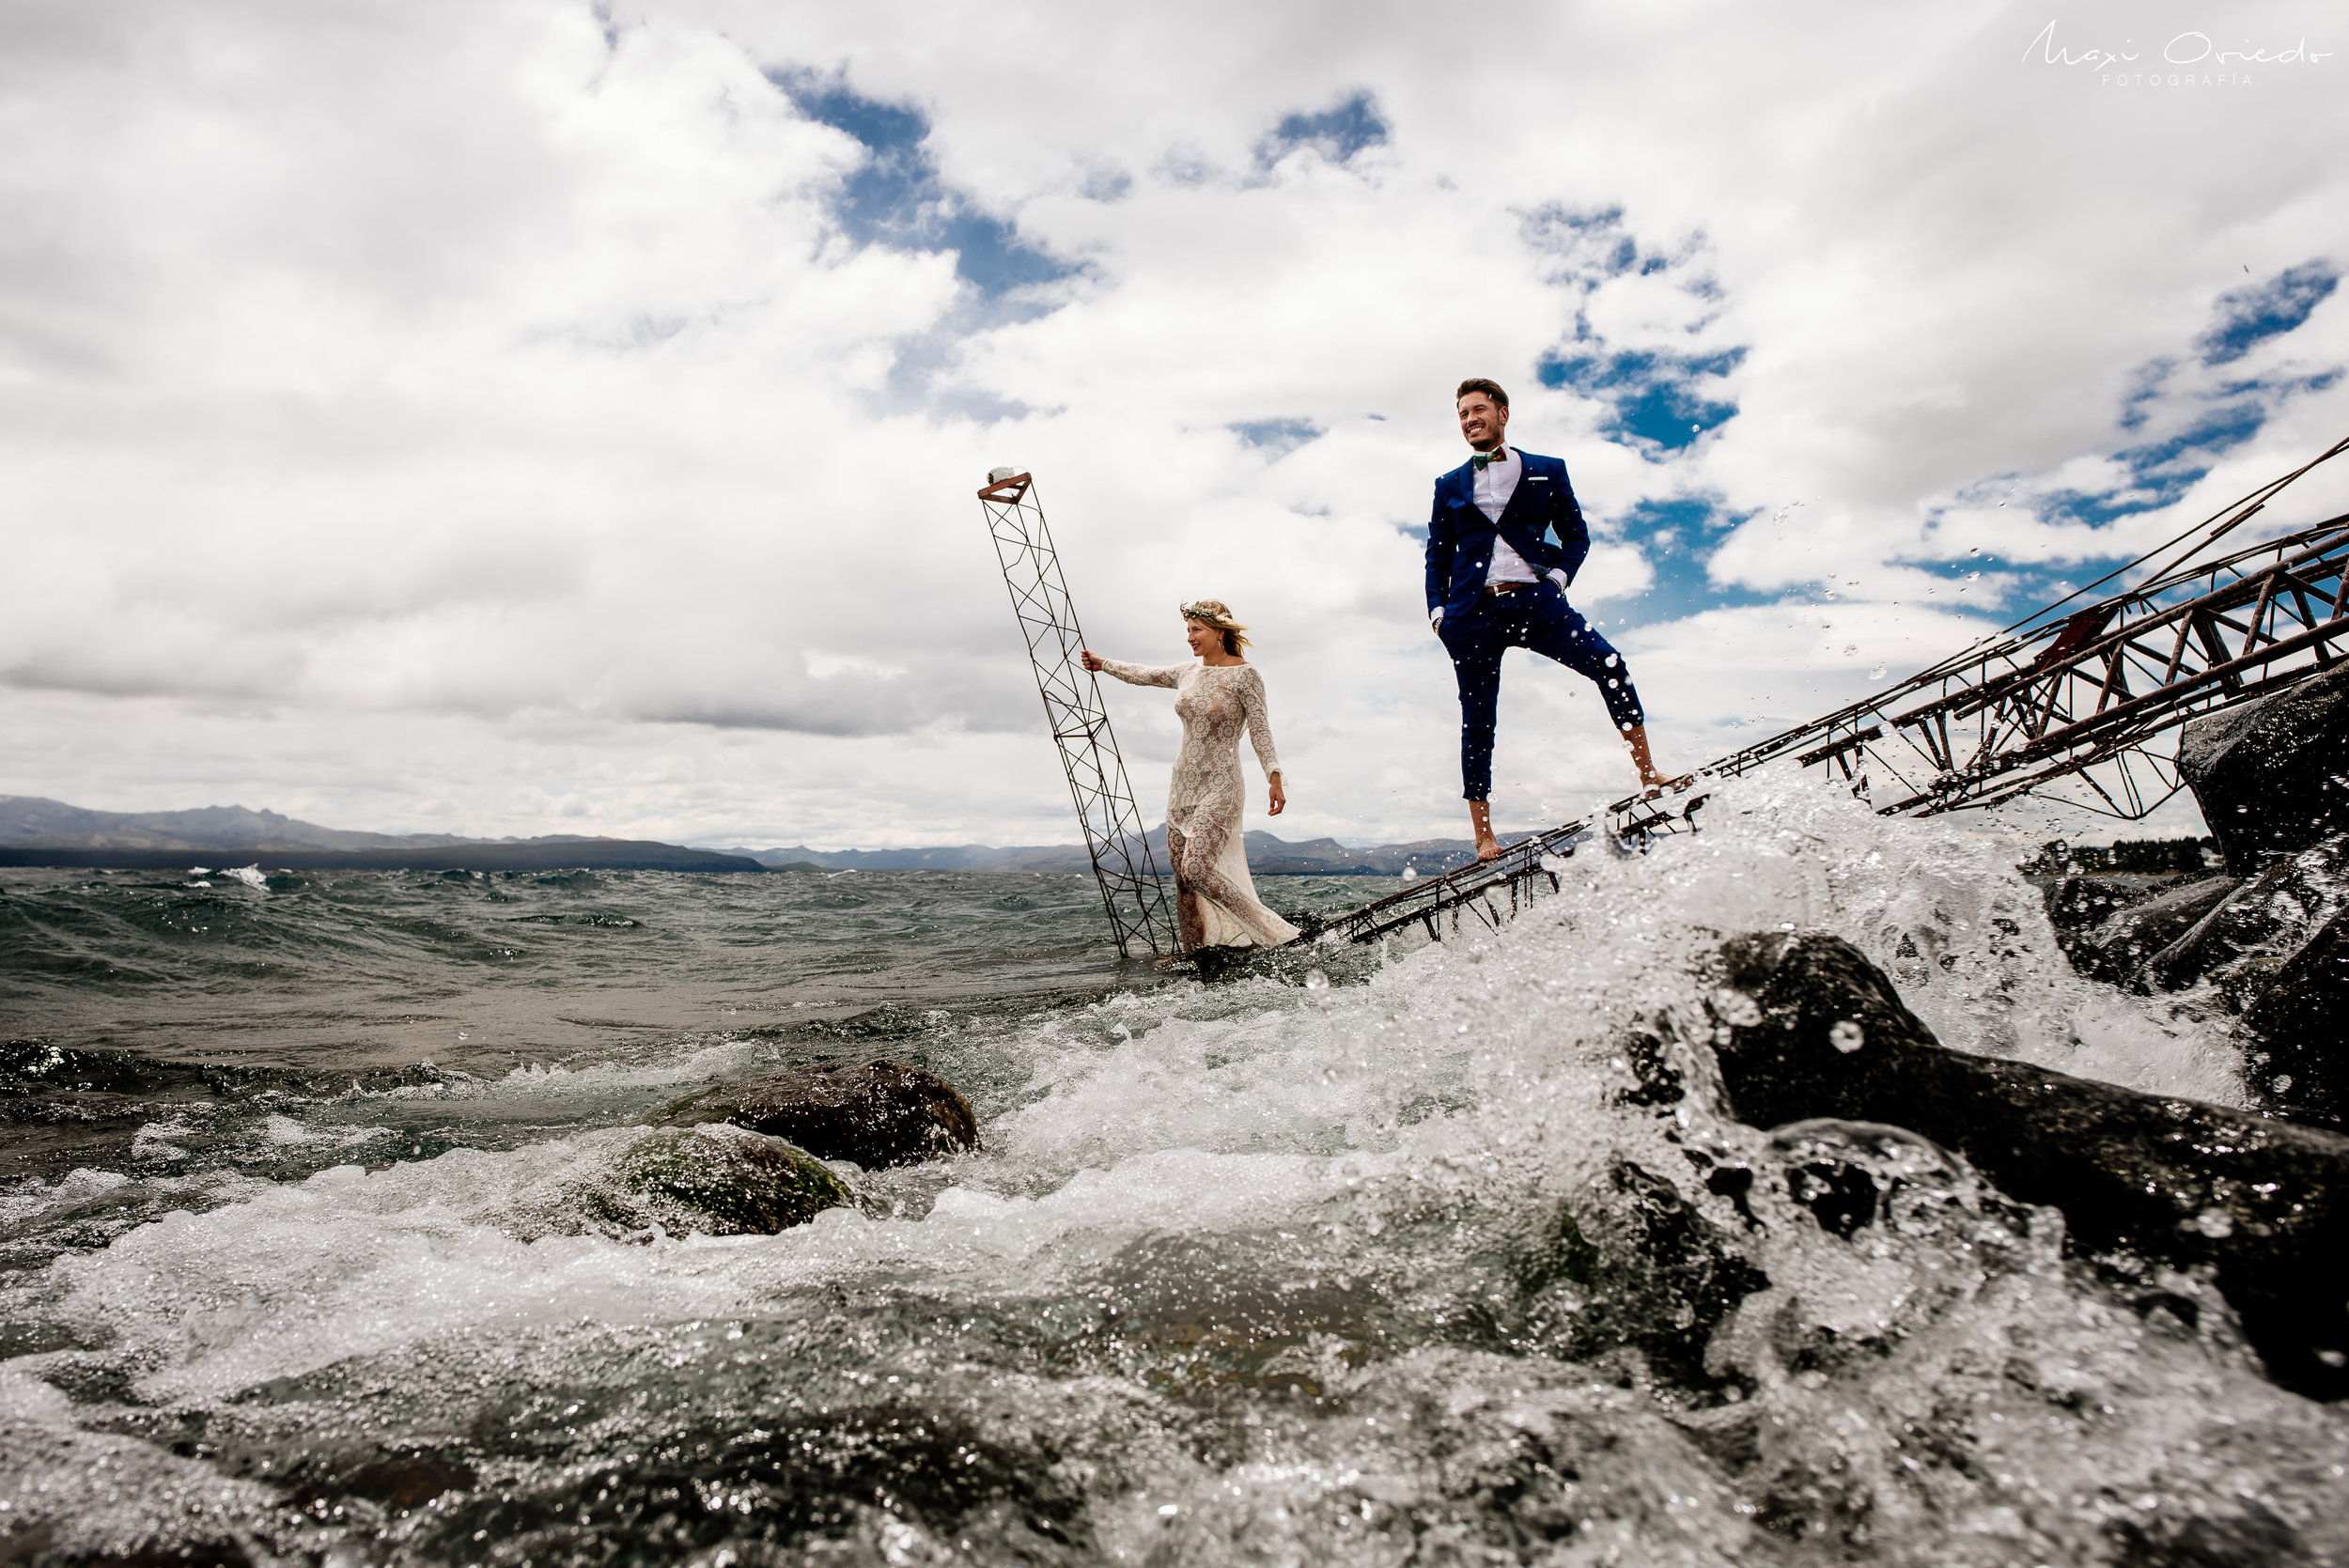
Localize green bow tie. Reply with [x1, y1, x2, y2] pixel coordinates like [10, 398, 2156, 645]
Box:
[1471, 449, 1507, 471]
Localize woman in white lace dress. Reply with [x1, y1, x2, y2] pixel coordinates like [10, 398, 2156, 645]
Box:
[1081, 601, 1301, 953]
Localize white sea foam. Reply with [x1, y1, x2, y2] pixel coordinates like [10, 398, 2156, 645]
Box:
[367, 1038, 771, 1101]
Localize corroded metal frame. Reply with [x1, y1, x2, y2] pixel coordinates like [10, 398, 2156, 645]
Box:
[978, 471, 1179, 958]
[1706, 509, 2349, 820]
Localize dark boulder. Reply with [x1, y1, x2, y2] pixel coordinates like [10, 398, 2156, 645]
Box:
[1705, 929, 2349, 1401]
[616, 1125, 853, 1234]
[2142, 835, 2347, 998]
[2128, 836, 2349, 1125]
[2053, 873, 2237, 986]
[2236, 907, 2349, 1126]
[653, 1057, 978, 1168]
[1508, 1156, 1769, 1392]
[2037, 872, 2198, 936]
[2179, 661, 2349, 877]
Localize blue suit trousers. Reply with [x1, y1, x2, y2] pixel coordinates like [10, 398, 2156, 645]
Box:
[1439, 582, 1644, 802]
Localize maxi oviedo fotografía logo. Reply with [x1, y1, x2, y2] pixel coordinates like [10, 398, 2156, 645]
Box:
[2023, 20, 2331, 85]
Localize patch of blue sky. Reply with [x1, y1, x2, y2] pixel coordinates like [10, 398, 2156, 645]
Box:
[1608, 496, 1777, 624]
[1257, 91, 1388, 167]
[2038, 399, 2270, 528]
[1517, 207, 1740, 455]
[2015, 261, 2341, 536]
[768, 70, 1074, 299]
[1517, 206, 1642, 283]
[1230, 418, 1324, 458]
[1991, 560, 2129, 628]
[1538, 347, 1742, 453]
[2117, 358, 2174, 431]
[2194, 260, 2340, 365]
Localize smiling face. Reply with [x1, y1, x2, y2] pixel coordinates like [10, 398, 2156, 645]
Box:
[1185, 619, 1217, 658]
[1456, 391, 1508, 452]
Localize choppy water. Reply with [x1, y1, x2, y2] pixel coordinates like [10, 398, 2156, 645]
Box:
[4, 777, 2342, 1568]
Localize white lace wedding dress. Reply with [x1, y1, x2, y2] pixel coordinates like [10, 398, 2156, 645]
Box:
[1097, 659, 1301, 951]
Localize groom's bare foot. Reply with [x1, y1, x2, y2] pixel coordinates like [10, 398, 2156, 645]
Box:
[1468, 800, 1503, 862]
[1623, 725, 1698, 801]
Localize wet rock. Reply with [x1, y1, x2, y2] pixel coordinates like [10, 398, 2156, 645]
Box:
[1510, 1157, 1769, 1391]
[2050, 874, 2237, 985]
[1188, 937, 1368, 987]
[2143, 835, 2348, 998]
[2035, 872, 2198, 936]
[414, 1403, 1091, 1566]
[653, 1057, 977, 1168]
[2131, 836, 2349, 1123]
[2236, 907, 2349, 1126]
[1706, 929, 2349, 1401]
[2180, 660, 2349, 876]
[617, 1124, 853, 1234]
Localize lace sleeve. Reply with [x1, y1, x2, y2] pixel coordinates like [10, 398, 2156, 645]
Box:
[1239, 668, 1282, 777]
[1097, 658, 1181, 688]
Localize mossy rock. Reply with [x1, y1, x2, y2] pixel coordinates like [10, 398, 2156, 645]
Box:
[651, 1058, 979, 1169]
[618, 1124, 853, 1234]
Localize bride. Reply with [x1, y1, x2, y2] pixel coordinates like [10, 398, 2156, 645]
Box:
[1082, 600, 1301, 954]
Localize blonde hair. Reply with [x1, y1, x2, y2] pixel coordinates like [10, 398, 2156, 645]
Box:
[1180, 599, 1252, 656]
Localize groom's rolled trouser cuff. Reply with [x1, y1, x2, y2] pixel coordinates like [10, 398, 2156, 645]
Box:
[1440, 585, 1644, 801]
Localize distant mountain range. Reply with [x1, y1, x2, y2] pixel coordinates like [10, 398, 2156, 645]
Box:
[0, 795, 481, 851]
[0, 795, 1491, 876]
[0, 797, 758, 873]
[721, 827, 1488, 877]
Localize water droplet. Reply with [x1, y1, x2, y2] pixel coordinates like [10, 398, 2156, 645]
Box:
[1303, 969, 1330, 990]
[1711, 987, 1763, 1026]
[1829, 1019, 1865, 1053]
[2192, 1208, 2234, 1238]
[1869, 663, 1888, 679]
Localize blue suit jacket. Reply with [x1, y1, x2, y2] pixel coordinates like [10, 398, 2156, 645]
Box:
[1423, 450, 1592, 620]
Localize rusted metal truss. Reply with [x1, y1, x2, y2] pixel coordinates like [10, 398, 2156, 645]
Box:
[1707, 507, 2349, 820]
[1338, 442, 2349, 946]
[979, 471, 1179, 959]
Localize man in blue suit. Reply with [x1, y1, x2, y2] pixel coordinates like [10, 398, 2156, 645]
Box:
[1427, 379, 1683, 861]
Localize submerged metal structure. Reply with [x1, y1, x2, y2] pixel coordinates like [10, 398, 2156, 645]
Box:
[1338, 439, 2349, 946]
[978, 468, 1179, 958]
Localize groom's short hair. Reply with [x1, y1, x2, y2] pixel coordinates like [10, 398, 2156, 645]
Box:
[1455, 378, 1509, 408]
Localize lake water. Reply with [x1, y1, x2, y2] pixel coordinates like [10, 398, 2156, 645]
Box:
[4, 771, 2341, 1567]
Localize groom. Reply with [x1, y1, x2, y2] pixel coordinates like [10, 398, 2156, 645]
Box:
[1426, 378, 1683, 862]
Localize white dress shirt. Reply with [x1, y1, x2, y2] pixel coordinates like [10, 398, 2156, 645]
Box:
[1432, 443, 1570, 629]
[1472, 446, 1539, 583]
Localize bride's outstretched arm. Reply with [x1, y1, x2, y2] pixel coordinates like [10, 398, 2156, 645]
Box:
[1081, 650, 1180, 687]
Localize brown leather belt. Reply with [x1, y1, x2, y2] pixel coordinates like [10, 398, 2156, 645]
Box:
[1481, 580, 1535, 597]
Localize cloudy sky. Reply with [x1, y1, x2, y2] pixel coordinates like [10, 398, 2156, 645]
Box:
[3, 0, 2342, 849]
